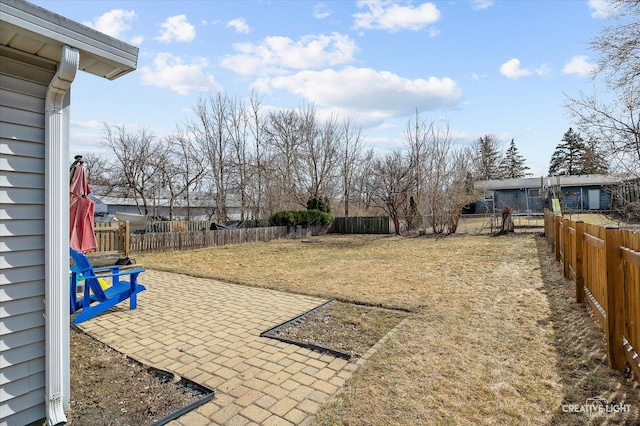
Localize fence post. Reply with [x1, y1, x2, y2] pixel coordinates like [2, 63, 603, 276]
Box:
[544, 210, 551, 242]
[574, 220, 584, 304]
[562, 218, 570, 278]
[604, 225, 626, 370]
[124, 221, 130, 257]
[554, 215, 561, 262]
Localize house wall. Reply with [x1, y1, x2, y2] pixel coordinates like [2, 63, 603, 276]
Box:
[1, 47, 56, 425]
[475, 188, 543, 213]
[560, 185, 612, 210]
[495, 189, 543, 212]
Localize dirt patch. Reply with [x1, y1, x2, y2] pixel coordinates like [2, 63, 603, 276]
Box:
[66, 327, 201, 426]
[264, 301, 410, 359]
[67, 301, 405, 425]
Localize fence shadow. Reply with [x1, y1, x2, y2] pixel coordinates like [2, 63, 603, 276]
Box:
[533, 236, 640, 425]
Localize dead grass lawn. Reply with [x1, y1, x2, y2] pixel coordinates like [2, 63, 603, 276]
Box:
[139, 234, 639, 425]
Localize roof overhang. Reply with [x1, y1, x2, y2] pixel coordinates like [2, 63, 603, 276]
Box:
[0, 0, 138, 79]
[476, 177, 543, 191]
[476, 175, 624, 191]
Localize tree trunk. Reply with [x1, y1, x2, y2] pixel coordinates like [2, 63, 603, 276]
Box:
[495, 206, 515, 235]
[392, 215, 401, 236]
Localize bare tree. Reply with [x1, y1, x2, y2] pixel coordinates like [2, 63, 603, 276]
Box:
[422, 123, 453, 233]
[102, 123, 165, 215]
[591, 0, 640, 92]
[565, 0, 640, 180]
[188, 94, 232, 222]
[439, 147, 475, 234]
[226, 95, 251, 221]
[565, 89, 640, 179]
[404, 109, 431, 209]
[368, 150, 413, 235]
[411, 117, 476, 234]
[77, 153, 110, 187]
[247, 90, 266, 219]
[355, 148, 376, 213]
[339, 117, 366, 219]
[160, 130, 207, 220]
[263, 108, 304, 210]
[299, 103, 340, 203]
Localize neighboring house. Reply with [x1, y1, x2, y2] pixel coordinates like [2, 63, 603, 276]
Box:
[475, 177, 545, 214]
[475, 174, 623, 214]
[547, 174, 622, 211]
[1, 1, 138, 425]
[89, 187, 245, 221]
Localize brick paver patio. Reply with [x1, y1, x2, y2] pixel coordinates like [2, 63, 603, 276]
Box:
[77, 270, 370, 425]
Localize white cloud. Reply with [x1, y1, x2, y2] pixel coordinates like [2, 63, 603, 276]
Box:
[252, 67, 462, 117]
[69, 133, 105, 155]
[365, 135, 406, 151]
[130, 35, 145, 45]
[588, 0, 617, 18]
[563, 55, 597, 76]
[71, 120, 103, 129]
[140, 53, 221, 95]
[314, 3, 332, 19]
[83, 9, 136, 39]
[220, 33, 358, 76]
[471, 72, 489, 81]
[353, 0, 441, 32]
[500, 58, 532, 79]
[156, 15, 196, 42]
[499, 58, 549, 79]
[535, 63, 551, 77]
[471, 0, 494, 10]
[227, 18, 250, 34]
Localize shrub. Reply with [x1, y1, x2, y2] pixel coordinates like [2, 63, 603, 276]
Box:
[269, 209, 333, 228]
[306, 196, 331, 214]
[298, 209, 333, 226]
[269, 210, 297, 227]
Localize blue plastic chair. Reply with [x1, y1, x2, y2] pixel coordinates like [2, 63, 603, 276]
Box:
[70, 248, 146, 324]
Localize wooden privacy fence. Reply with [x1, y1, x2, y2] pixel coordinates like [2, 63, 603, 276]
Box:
[93, 221, 130, 256]
[544, 210, 640, 382]
[329, 216, 390, 234]
[128, 224, 328, 254]
[129, 226, 288, 253]
[146, 220, 209, 233]
[91, 216, 388, 255]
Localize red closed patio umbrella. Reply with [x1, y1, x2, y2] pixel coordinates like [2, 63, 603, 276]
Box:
[69, 157, 97, 253]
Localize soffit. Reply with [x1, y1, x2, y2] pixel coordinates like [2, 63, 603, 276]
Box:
[0, 0, 138, 80]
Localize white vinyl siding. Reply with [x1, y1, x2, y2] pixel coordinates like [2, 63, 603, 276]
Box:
[0, 49, 54, 426]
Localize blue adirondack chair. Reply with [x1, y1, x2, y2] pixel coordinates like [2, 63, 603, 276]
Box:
[69, 248, 146, 324]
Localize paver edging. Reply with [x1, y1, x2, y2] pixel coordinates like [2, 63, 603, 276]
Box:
[260, 300, 352, 360]
[354, 317, 410, 367]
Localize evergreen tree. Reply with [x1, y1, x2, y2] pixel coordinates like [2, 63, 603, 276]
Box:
[473, 134, 503, 180]
[582, 139, 609, 175]
[549, 128, 587, 176]
[306, 195, 331, 213]
[500, 139, 531, 179]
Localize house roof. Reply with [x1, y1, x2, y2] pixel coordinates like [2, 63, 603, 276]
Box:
[477, 177, 544, 190]
[89, 192, 244, 209]
[547, 174, 622, 187]
[0, 0, 138, 79]
[477, 174, 623, 191]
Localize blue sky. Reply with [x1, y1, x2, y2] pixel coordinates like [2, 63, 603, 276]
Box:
[33, 0, 615, 176]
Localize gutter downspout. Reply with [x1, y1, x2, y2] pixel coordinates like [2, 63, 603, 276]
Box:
[45, 45, 78, 426]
